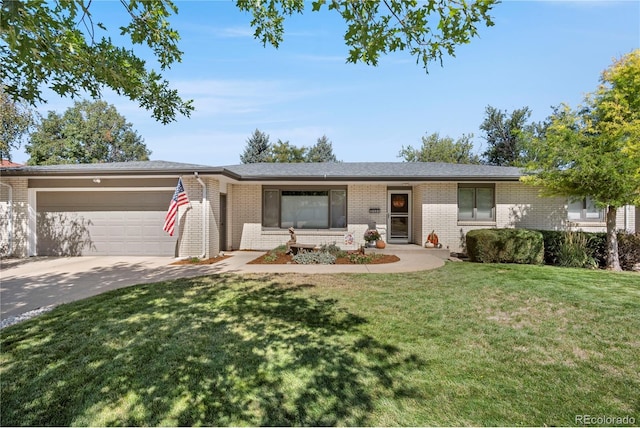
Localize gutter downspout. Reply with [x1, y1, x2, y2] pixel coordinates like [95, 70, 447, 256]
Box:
[194, 172, 207, 259]
[0, 181, 13, 256]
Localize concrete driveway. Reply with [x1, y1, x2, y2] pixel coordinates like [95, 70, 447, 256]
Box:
[0, 253, 261, 322]
[1, 246, 445, 323]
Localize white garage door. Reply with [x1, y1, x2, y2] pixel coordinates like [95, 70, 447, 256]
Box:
[37, 191, 178, 256]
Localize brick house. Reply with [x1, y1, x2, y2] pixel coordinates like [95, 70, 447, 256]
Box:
[1, 161, 636, 258]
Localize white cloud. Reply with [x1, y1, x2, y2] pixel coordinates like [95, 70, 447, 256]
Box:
[180, 22, 254, 38]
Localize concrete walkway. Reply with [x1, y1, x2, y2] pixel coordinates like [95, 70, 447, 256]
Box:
[0, 245, 445, 322]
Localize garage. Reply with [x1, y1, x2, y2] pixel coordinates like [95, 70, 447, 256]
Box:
[36, 191, 177, 256]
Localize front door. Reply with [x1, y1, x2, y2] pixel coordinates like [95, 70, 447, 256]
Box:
[388, 190, 411, 244]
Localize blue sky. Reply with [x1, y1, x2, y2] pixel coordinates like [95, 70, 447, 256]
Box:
[14, 0, 640, 165]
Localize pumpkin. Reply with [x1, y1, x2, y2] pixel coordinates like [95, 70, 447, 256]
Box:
[427, 230, 439, 246]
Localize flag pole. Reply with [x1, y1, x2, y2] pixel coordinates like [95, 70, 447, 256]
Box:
[176, 175, 182, 240]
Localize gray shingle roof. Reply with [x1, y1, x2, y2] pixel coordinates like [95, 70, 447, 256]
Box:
[1, 160, 222, 176]
[1, 160, 524, 181]
[223, 162, 524, 181]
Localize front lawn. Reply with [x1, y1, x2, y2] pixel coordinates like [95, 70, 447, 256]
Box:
[1, 263, 638, 426]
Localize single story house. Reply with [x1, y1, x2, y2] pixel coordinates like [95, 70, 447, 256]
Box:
[0, 160, 636, 258]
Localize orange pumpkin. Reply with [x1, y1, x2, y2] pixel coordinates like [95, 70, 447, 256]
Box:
[427, 230, 439, 246]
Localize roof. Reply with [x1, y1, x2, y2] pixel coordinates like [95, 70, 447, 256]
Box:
[1, 160, 525, 181]
[0, 160, 23, 167]
[223, 162, 524, 181]
[0, 160, 222, 176]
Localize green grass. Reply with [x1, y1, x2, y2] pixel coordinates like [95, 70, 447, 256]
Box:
[1, 263, 639, 426]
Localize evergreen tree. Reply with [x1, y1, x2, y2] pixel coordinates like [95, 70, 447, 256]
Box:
[306, 135, 338, 162]
[480, 106, 533, 166]
[240, 129, 271, 163]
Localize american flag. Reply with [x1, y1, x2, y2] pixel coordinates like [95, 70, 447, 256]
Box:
[163, 178, 189, 236]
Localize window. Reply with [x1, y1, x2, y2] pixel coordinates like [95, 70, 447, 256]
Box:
[262, 187, 347, 229]
[458, 184, 495, 221]
[568, 197, 603, 221]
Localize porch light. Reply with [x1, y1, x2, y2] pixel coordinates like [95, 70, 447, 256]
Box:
[92, 178, 101, 184]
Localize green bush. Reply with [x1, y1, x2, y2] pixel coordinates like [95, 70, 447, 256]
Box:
[292, 251, 336, 265]
[466, 229, 544, 264]
[537, 230, 607, 269]
[319, 243, 347, 258]
[556, 231, 597, 269]
[619, 233, 640, 271]
[347, 253, 373, 264]
[264, 245, 287, 262]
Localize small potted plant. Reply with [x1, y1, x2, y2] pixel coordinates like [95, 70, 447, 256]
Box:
[364, 229, 381, 248]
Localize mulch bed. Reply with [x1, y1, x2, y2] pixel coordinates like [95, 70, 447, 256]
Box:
[170, 255, 232, 265]
[248, 252, 400, 265]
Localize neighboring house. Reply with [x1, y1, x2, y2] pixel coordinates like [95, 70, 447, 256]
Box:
[0, 160, 23, 167]
[0, 161, 636, 258]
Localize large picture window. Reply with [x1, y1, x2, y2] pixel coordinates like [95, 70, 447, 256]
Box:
[262, 187, 347, 229]
[568, 197, 603, 221]
[458, 184, 495, 221]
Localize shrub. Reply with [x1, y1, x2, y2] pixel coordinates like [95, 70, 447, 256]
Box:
[538, 230, 607, 268]
[584, 232, 607, 268]
[466, 229, 544, 264]
[618, 232, 640, 271]
[319, 243, 347, 258]
[264, 245, 287, 262]
[348, 253, 373, 264]
[292, 251, 336, 265]
[556, 231, 597, 269]
[537, 230, 564, 265]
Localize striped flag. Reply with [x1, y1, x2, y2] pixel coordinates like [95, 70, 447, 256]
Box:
[163, 178, 189, 236]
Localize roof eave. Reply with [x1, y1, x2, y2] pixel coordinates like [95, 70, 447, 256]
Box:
[232, 175, 523, 182]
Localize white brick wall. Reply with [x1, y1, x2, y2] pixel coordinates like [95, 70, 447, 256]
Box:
[347, 184, 387, 248]
[419, 181, 636, 252]
[176, 176, 222, 259]
[0, 177, 29, 257]
[231, 184, 389, 251]
[230, 184, 262, 250]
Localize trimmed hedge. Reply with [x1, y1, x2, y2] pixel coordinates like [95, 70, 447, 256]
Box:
[466, 229, 544, 264]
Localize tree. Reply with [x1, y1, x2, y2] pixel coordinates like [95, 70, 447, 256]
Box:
[269, 140, 307, 163]
[2, 1, 496, 123]
[306, 135, 338, 162]
[1, 85, 33, 161]
[522, 50, 640, 271]
[240, 129, 272, 163]
[239, 0, 496, 71]
[398, 132, 481, 164]
[1, 0, 193, 124]
[480, 106, 534, 166]
[26, 100, 150, 165]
